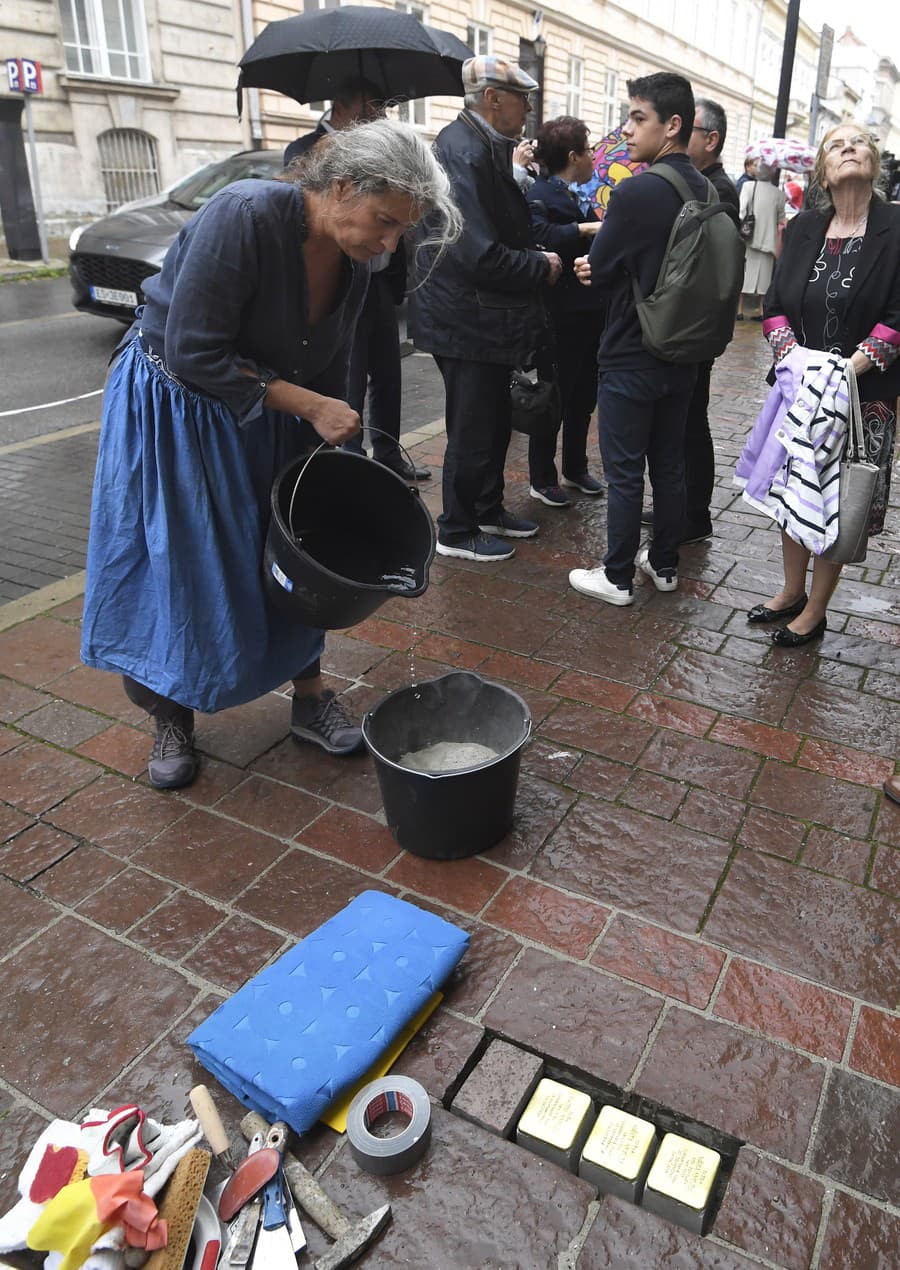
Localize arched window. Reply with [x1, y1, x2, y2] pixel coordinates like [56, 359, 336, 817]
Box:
[98, 128, 160, 210]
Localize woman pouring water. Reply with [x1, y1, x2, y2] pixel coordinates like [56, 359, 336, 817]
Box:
[81, 121, 461, 790]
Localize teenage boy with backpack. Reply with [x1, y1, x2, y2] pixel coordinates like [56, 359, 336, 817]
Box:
[569, 73, 721, 606]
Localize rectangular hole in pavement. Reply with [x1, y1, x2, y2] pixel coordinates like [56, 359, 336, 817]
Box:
[443, 1027, 743, 1236]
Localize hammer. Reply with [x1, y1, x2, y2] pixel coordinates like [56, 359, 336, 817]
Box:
[240, 1112, 391, 1270]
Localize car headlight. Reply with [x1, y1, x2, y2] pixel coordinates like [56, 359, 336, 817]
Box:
[68, 224, 86, 252]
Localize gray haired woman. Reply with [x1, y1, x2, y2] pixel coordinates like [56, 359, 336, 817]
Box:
[81, 120, 461, 790]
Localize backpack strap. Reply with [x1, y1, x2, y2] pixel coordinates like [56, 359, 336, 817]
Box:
[645, 163, 717, 207]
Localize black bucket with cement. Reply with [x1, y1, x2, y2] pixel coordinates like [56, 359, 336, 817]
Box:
[362, 671, 532, 859]
[263, 446, 435, 629]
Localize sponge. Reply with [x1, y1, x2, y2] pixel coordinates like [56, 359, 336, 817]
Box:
[144, 1148, 210, 1270]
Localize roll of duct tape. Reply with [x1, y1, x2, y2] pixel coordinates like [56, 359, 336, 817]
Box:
[346, 1076, 432, 1176]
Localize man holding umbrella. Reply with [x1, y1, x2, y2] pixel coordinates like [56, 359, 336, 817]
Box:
[410, 56, 562, 561]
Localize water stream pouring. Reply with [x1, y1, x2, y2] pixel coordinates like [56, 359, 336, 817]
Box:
[362, 671, 532, 859]
[263, 436, 435, 629]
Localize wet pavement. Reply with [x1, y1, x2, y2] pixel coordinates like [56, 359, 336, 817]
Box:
[0, 322, 898, 1267]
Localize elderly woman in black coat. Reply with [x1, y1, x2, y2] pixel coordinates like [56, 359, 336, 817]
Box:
[752, 123, 900, 646]
[525, 116, 607, 506]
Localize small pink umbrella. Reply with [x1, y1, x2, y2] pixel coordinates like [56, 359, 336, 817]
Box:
[746, 137, 816, 173]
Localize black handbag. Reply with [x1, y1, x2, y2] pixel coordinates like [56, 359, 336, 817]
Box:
[510, 369, 561, 440]
[739, 182, 756, 242]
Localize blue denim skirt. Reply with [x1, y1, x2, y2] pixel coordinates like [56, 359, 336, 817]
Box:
[81, 339, 324, 712]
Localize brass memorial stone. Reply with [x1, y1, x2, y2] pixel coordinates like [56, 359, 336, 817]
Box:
[516, 1077, 593, 1170]
[578, 1105, 657, 1201]
[642, 1132, 721, 1233]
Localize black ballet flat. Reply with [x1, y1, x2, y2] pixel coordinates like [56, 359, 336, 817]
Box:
[771, 617, 827, 648]
[747, 594, 808, 624]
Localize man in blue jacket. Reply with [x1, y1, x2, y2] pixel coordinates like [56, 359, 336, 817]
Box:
[409, 56, 562, 561]
[569, 72, 705, 604]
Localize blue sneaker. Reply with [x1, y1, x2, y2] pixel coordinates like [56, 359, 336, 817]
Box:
[478, 509, 539, 538]
[530, 484, 572, 507]
[436, 532, 515, 561]
[561, 471, 606, 495]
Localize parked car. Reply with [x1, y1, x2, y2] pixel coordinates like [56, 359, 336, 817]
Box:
[68, 149, 282, 322]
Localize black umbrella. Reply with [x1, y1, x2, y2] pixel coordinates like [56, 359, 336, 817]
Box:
[237, 5, 472, 112]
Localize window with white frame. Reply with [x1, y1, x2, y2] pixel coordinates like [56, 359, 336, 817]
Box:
[566, 56, 584, 118]
[394, 0, 427, 126]
[600, 68, 619, 134]
[466, 23, 491, 57]
[59, 0, 151, 81]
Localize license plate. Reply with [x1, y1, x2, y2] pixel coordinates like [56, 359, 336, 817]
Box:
[90, 285, 138, 307]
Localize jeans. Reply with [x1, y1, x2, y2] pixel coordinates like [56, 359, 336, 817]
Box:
[598, 365, 696, 586]
[683, 360, 715, 533]
[344, 274, 402, 465]
[433, 356, 512, 542]
[528, 310, 604, 488]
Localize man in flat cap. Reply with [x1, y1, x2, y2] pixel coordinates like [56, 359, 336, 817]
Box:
[409, 55, 562, 561]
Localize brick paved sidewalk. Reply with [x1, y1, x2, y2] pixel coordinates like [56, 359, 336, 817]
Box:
[0, 325, 898, 1268]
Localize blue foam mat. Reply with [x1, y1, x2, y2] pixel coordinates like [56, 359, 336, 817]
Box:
[187, 890, 469, 1134]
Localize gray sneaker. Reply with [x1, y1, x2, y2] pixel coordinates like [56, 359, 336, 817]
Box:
[291, 690, 363, 755]
[148, 714, 197, 789]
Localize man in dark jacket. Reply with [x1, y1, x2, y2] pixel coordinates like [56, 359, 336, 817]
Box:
[666, 96, 741, 543]
[285, 79, 430, 481]
[569, 72, 706, 605]
[409, 55, 562, 561]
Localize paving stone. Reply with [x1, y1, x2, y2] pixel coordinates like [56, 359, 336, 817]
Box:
[870, 844, 900, 895]
[414, 632, 488, 668]
[565, 753, 632, 801]
[386, 851, 507, 916]
[798, 737, 894, 787]
[484, 947, 661, 1086]
[451, 1038, 543, 1137]
[713, 959, 852, 1061]
[18, 699, 109, 748]
[638, 729, 761, 800]
[43, 664, 145, 726]
[487, 774, 577, 871]
[297, 804, 400, 870]
[320, 631, 389, 679]
[391, 1010, 484, 1102]
[636, 1010, 826, 1163]
[539, 701, 656, 765]
[0, 916, 195, 1115]
[182, 915, 285, 992]
[479, 649, 561, 691]
[129, 890, 225, 960]
[210, 773, 327, 839]
[704, 851, 899, 1009]
[786, 680, 899, 759]
[553, 670, 636, 713]
[709, 714, 801, 762]
[0, 617, 82, 687]
[541, 616, 675, 689]
[627, 691, 719, 737]
[319, 1105, 594, 1269]
[0, 740, 97, 815]
[0, 876, 57, 952]
[33, 843, 124, 906]
[676, 787, 745, 842]
[578, 1193, 761, 1268]
[712, 1147, 824, 1269]
[591, 915, 725, 1007]
[654, 648, 799, 726]
[237, 847, 386, 938]
[252, 739, 384, 814]
[800, 826, 871, 885]
[0, 678, 51, 723]
[520, 738, 581, 785]
[195, 693, 290, 767]
[810, 1068, 900, 1203]
[850, 1007, 900, 1087]
[44, 773, 185, 856]
[483, 876, 609, 958]
[76, 723, 150, 776]
[416, 905, 521, 1016]
[174, 756, 245, 807]
[750, 760, 877, 838]
[737, 805, 806, 860]
[818, 1188, 900, 1269]
[133, 808, 286, 902]
[531, 800, 731, 933]
[75, 867, 175, 932]
[0, 802, 37, 846]
[620, 769, 685, 819]
[873, 798, 900, 848]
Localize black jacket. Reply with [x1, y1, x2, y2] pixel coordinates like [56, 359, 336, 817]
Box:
[703, 161, 740, 216]
[587, 153, 710, 371]
[284, 124, 328, 167]
[408, 111, 550, 365]
[525, 175, 606, 315]
[764, 199, 900, 401]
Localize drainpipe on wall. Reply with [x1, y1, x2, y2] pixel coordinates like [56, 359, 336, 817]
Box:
[240, 0, 264, 149]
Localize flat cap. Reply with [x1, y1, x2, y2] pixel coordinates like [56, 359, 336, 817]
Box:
[462, 55, 538, 95]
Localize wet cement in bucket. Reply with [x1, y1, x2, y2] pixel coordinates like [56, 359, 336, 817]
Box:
[398, 741, 499, 772]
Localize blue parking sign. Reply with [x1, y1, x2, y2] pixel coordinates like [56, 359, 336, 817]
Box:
[6, 58, 43, 93]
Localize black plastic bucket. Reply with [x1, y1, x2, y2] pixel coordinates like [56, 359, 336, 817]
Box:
[263, 446, 435, 629]
[362, 671, 532, 859]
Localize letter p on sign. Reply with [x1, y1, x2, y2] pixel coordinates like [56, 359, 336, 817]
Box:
[6, 58, 43, 93]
